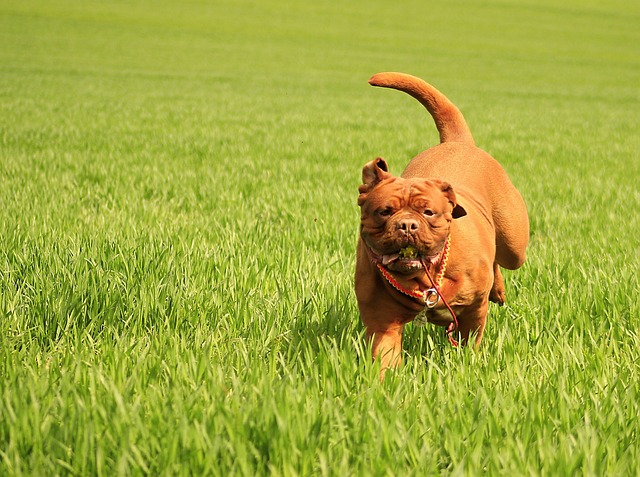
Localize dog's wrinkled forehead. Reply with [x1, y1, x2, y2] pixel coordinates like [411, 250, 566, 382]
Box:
[360, 177, 448, 211]
[358, 157, 467, 218]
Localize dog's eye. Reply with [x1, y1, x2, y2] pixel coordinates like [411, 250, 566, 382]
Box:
[423, 209, 435, 217]
[378, 208, 393, 217]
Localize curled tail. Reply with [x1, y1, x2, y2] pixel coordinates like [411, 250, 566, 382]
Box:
[369, 72, 475, 146]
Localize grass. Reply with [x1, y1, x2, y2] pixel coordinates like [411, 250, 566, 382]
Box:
[1, 0, 639, 475]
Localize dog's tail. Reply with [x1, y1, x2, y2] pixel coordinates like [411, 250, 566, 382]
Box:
[369, 72, 475, 146]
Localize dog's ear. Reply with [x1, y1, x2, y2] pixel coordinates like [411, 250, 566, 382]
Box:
[360, 157, 391, 191]
[436, 181, 467, 219]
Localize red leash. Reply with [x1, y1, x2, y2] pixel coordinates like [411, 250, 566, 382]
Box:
[422, 259, 459, 347]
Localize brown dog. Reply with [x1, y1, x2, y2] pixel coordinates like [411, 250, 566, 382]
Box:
[356, 72, 529, 372]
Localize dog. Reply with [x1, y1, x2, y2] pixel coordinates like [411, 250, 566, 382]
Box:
[355, 72, 529, 372]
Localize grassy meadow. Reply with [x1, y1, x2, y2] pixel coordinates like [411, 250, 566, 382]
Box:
[1, 0, 639, 475]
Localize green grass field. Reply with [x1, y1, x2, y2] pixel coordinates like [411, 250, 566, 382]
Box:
[1, 0, 639, 475]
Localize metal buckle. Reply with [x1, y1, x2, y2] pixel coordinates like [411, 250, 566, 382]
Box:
[424, 288, 440, 308]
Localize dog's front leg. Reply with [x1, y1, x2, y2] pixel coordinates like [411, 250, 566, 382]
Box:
[365, 322, 404, 378]
[455, 301, 489, 346]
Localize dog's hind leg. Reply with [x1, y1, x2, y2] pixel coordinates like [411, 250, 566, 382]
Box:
[489, 263, 506, 305]
[493, 187, 529, 270]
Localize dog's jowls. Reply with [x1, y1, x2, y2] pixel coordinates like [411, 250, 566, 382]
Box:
[355, 72, 529, 374]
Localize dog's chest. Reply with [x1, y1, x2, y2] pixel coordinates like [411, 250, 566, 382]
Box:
[414, 304, 454, 326]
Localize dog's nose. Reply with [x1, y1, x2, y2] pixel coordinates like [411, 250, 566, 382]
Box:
[397, 218, 419, 232]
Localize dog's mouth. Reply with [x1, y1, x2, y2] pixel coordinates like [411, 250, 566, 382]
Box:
[381, 245, 427, 273]
[365, 235, 446, 274]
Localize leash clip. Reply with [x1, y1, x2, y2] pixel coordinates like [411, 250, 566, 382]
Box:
[424, 288, 440, 308]
[414, 308, 428, 326]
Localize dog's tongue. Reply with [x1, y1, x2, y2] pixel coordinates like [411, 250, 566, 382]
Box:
[382, 253, 399, 265]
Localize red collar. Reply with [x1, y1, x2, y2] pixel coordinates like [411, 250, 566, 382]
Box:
[372, 235, 459, 346]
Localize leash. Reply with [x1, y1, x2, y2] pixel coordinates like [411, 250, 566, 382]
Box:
[421, 251, 459, 347]
[373, 235, 459, 346]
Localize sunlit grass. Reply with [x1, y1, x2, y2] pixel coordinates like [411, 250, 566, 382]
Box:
[1, 0, 639, 475]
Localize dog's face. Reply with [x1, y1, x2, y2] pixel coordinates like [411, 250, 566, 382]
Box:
[358, 158, 466, 274]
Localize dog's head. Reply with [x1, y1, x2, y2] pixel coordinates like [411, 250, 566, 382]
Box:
[358, 158, 466, 274]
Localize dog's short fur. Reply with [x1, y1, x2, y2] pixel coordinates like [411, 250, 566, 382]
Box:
[356, 72, 529, 372]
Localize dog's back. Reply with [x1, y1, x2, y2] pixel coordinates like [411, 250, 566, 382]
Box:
[369, 72, 529, 270]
